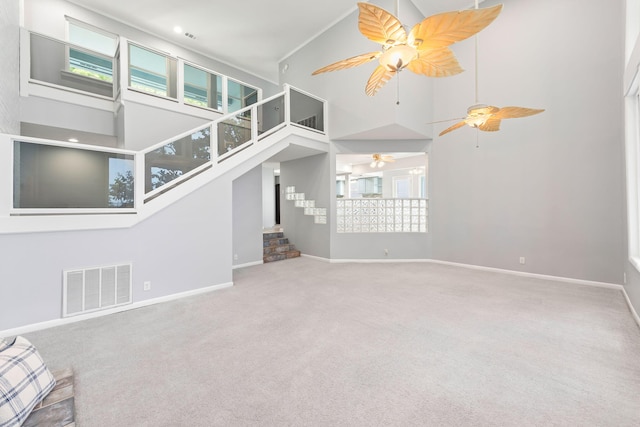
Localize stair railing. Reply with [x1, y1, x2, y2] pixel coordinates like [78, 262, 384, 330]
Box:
[7, 85, 327, 216]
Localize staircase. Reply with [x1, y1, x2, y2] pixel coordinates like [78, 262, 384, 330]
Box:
[263, 231, 301, 263]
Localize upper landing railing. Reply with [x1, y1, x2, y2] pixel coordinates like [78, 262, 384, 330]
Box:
[10, 84, 327, 215]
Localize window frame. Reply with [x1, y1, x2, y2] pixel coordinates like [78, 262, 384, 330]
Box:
[64, 18, 118, 89]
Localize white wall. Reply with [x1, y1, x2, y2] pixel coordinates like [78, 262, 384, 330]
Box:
[280, 153, 330, 258]
[20, 0, 280, 150]
[0, 175, 233, 331]
[0, 0, 21, 134]
[232, 165, 264, 267]
[262, 165, 276, 228]
[430, 0, 625, 283]
[279, 0, 433, 140]
[330, 140, 431, 260]
[624, 0, 640, 313]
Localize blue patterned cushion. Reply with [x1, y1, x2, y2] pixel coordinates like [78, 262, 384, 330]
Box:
[0, 336, 56, 427]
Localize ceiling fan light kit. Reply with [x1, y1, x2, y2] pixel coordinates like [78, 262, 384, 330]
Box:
[311, 1, 545, 140]
[312, 2, 503, 96]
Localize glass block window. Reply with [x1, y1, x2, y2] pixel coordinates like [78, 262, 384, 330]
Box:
[336, 199, 427, 233]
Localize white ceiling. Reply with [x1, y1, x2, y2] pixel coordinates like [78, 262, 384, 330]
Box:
[67, 0, 480, 83]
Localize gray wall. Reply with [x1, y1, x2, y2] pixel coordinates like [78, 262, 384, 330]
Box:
[330, 140, 431, 260]
[430, 0, 625, 283]
[623, 0, 640, 313]
[22, 0, 279, 98]
[0, 0, 21, 134]
[20, 0, 280, 149]
[232, 165, 263, 266]
[280, 153, 330, 258]
[0, 175, 233, 331]
[123, 101, 213, 151]
[279, 0, 433, 140]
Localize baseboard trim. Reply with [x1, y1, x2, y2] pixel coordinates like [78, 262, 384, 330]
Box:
[232, 260, 263, 269]
[300, 254, 330, 262]
[1, 281, 233, 337]
[426, 259, 623, 290]
[329, 258, 429, 264]
[621, 286, 640, 328]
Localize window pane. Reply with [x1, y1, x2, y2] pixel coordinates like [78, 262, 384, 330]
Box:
[68, 22, 116, 56]
[145, 126, 211, 193]
[14, 141, 134, 209]
[227, 80, 258, 113]
[129, 44, 176, 98]
[184, 64, 221, 110]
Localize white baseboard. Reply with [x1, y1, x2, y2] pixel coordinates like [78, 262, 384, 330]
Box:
[621, 287, 640, 328]
[232, 260, 263, 270]
[329, 258, 430, 264]
[1, 281, 233, 337]
[300, 253, 330, 262]
[426, 259, 623, 290]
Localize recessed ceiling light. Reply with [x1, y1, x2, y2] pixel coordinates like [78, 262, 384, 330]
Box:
[68, 138, 78, 143]
[173, 26, 183, 34]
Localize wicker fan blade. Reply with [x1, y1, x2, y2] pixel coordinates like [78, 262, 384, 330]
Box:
[357, 2, 407, 46]
[312, 51, 382, 75]
[408, 4, 502, 50]
[492, 106, 545, 120]
[365, 65, 395, 96]
[406, 47, 463, 77]
[439, 121, 467, 136]
[478, 117, 501, 132]
[381, 155, 395, 162]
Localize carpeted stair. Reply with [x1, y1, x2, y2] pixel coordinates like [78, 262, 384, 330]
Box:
[263, 231, 300, 263]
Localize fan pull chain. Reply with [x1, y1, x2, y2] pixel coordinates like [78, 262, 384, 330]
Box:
[396, 72, 400, 105]
[474, 0, 480, 104]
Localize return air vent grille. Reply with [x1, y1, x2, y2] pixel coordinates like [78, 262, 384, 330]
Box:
[63, 264, 132, 317]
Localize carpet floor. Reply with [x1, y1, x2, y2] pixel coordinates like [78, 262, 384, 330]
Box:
[24, 257, 640, 426]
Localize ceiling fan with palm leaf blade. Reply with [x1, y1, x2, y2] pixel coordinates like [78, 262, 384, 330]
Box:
[370, 153, 395, 168]
[433, 0, 544, 140]
[312, 2, 503, 97]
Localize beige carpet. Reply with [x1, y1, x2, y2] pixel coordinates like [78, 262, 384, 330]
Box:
[24, 257, 640, 426]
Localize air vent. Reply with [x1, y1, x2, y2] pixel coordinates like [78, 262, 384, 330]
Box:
[63, 264, 132, 317]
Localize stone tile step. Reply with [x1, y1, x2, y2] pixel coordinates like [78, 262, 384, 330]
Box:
[263, 253, 287, 263]
[263, 232, 284, 240]
[286, 250, 301, 259]
[263, 244, 294, 255]
[263, 238, 289, 247]
[263, 250, 301, 263]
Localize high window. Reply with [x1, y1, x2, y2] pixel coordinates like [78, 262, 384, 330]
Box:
[66, 18, 117, 83]
[128, 43, 177, 99]
[183, 63, 222, 110]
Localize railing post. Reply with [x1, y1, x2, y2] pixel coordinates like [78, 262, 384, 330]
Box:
[210, 122, 218, 162]
[251, 104, 258, 141]
[134, 151, 146, 209]
[283, 84, 291, 126]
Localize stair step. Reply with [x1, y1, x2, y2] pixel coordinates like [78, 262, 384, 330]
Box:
[263, 232, 284, 240]
[263, 253, 287, 263]
[263, 244, 294, 255]
[263, 250, 301, 263]
[286, 250, 301, 259]
[263, 238, 289, 247]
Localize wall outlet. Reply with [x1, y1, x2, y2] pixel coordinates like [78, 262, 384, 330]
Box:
[384, 249, 389, 256]
[519, 257, 525, 265]
[233, 254, 238, 261]
[143, 281, 151, 291]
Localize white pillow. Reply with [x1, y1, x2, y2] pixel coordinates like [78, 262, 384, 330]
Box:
[0, 336, 56, 427]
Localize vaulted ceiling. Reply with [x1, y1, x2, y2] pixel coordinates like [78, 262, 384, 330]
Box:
[67, 0, 482, 83]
